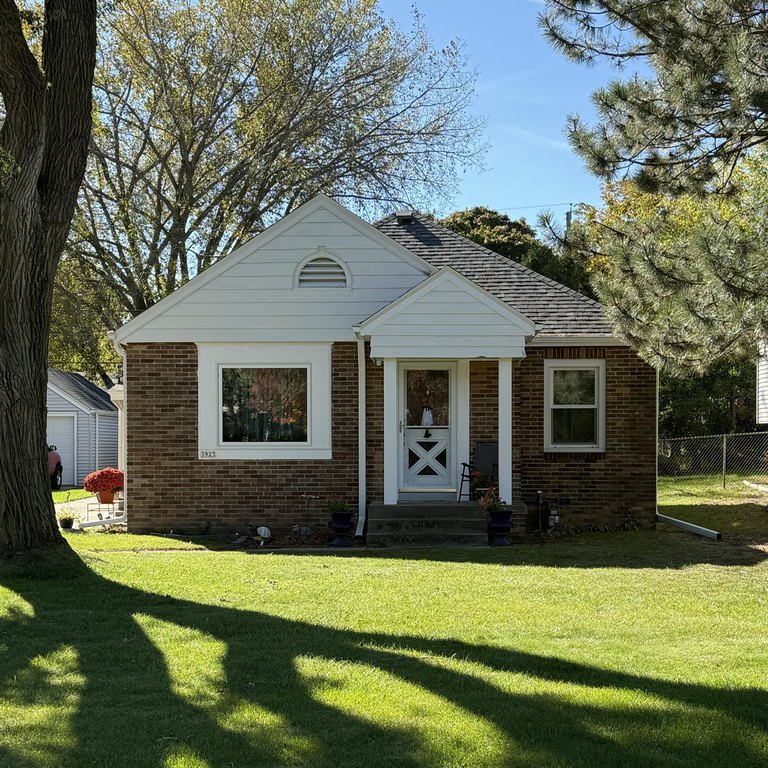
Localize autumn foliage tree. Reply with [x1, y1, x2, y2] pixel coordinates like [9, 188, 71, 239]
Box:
[57, 0, 484, 382]
[0, 2, 97, 553]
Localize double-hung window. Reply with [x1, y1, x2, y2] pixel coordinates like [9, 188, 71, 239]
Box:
[198, 343, 332, 460]
[544, 359, 605, 452]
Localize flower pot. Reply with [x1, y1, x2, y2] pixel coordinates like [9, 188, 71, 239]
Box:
[487, 508, 513, 546]
[97, 490, 115, 504]
[59, 518, 74, 530]
[328, 510, 354, 547]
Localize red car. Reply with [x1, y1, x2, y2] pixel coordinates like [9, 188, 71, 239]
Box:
[48, 446, 63, 490]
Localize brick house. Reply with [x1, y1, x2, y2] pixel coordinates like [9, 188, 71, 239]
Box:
[113, 195, 657, 540]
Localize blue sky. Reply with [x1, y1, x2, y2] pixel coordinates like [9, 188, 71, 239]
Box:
[377, 0, 619, 223]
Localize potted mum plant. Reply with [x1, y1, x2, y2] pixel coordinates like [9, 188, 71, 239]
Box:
[327, 497, 353, 547]
[481, 488, 512, 546]
[84, 467, 124, 504]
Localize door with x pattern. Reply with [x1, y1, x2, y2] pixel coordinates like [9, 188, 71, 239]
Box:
[400, 364, 456, 491]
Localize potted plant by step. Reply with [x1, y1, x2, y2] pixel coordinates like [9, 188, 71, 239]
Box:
[327, 497, 354, 547]
[481, 488, 512, 546]
[57, 509, 79, 530]
[84, 467, 124, 504]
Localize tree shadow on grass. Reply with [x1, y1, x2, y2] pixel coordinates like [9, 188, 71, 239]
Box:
[0, 547, 767, 767]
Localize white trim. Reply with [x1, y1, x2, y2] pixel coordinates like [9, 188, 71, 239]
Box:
[530, 334, 621, 347]
[197, 342, 332, 460]
[95, 412, 99, 470]
[293, 247, 352, 289]
[356, 337, 367, 536]
[115, 194, 434, 345]
[543, 359, 606, 452]
[498, 359, 513, 503]
[383, 358, 398, 504]
[47, 382, 90, 414]
[456, 359, 470, 491]
[357, 266, 536, 336]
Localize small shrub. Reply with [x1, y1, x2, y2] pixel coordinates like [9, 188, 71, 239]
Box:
[57, 508, 79, 529]
[327, 497, 349, 514]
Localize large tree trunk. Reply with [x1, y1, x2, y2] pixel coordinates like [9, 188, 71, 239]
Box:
[0, 225, 62, 551]
[0, 1, 97, 553]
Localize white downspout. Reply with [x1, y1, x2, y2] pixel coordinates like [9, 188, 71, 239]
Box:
[355, 334, 367, 537]
[107, 331, 127, 514]
[95, 412, 99, 470]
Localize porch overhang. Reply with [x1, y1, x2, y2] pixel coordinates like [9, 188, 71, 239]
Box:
[355, 267, 536, 360]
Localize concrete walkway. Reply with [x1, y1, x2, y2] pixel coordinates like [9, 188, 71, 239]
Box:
[55, 494, 124, 527]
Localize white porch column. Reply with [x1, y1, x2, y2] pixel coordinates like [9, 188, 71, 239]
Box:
[383, 358, 399, 504]
[498, 358, 513, 503]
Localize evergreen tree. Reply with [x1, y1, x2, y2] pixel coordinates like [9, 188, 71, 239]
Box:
[541, 1, 768, 372]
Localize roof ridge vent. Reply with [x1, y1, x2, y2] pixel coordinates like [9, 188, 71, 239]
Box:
[395, 210, 416, 225]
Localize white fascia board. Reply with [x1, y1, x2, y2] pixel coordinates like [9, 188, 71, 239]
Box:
[47, 382, 90, 414]
[529, 334, 622, 347]
[370, 343, 528, 359]
[117, 328, 358, 344]
[357, 266, 537, 336]
[114, 194, 435, 345]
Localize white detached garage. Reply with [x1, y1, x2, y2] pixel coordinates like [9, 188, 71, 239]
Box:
[47, 369, 119, 487]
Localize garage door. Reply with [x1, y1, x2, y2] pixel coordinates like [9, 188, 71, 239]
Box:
[47, 415, 75, 486]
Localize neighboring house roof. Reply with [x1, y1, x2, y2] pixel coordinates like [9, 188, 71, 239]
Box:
[374, 214, 613, 336]
[47, 369, 116, 412]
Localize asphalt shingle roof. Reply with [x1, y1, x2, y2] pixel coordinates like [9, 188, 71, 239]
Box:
[48, 369, 116, 412]
[374, 214, 613, 336]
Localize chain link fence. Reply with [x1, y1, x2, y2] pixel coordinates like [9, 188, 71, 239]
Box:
[658, 431, 768, 498]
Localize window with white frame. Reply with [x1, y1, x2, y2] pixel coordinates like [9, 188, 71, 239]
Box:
[221, 367, 308, 444]
[543, 359, 605, 452]
[197, 343, 332, 460]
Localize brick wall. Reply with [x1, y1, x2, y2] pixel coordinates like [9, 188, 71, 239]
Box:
[513, 347, 657, 528]
[125, 342, 360, 534]
[365, 348, 384, 504]
[469, 360, 498, 465]
[126, 342, 656, 534]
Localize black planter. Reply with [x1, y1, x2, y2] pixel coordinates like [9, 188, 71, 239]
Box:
[328, 510, 354, 547]
[487, 508, 512, 546]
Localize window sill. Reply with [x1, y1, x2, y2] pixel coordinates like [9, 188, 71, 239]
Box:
[544, 446, 605, 454]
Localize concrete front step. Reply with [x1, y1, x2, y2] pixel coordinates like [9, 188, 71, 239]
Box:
[368, 501, 485, 520]
[368, 517, 488, 535]
[366, 501, 491, 547]
[366, 530, 489, 548]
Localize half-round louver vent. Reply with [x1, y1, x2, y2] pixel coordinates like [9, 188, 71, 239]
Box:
[297, 256, 348, 287]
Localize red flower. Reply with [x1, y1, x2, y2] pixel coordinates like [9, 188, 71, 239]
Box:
[84, 467, 124, 493]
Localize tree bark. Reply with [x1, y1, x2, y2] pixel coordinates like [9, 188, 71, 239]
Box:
[0, 1, 97, 553]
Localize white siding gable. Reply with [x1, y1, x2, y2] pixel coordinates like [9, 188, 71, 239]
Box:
[115, 195, 433, 344]
[358, 267, 536, 359]
[758, 342, 768, 425]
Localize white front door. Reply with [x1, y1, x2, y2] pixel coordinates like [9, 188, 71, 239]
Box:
[399, 363, 456, 492]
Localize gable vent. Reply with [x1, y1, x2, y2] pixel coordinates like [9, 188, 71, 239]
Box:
[297, 256, 348, 288]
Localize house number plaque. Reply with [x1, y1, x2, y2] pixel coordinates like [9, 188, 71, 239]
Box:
[199, 450, 217, 459]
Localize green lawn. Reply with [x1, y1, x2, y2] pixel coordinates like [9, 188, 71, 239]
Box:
[658, 475, 768, 542]
[51, 489, 93, 504]
[1, 528, 767, 767]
